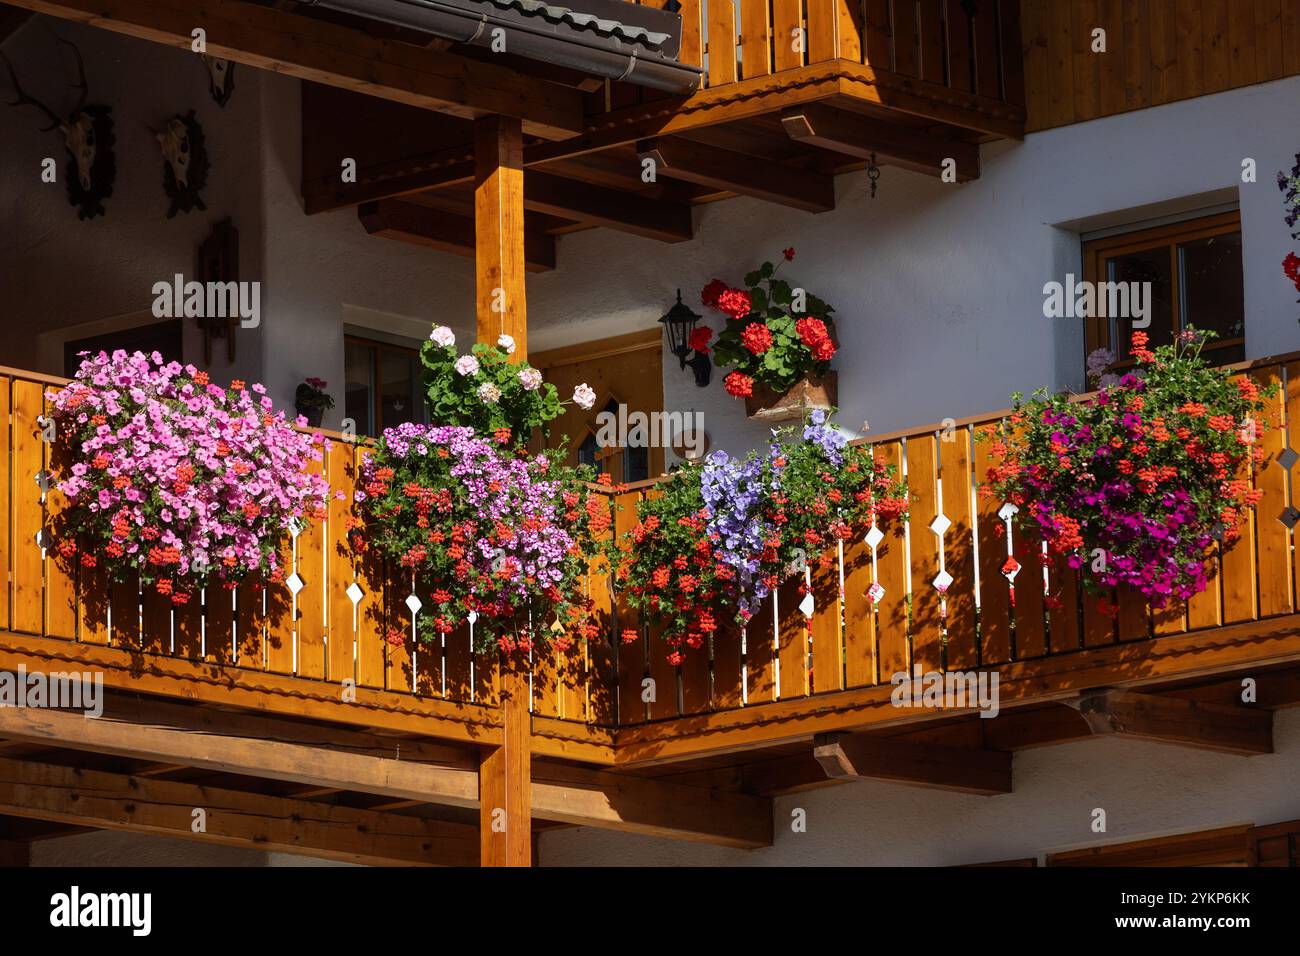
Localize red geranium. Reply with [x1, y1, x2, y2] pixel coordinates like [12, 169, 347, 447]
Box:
[782, 247, 796, 261]
[687, 326, 713, 354]
[740, 322, 774, 355]
[700, 278, 729, 309]
[724, 371, 754, 397]
[716, 288, 752, 320]
[1285, 252, 1300, 291]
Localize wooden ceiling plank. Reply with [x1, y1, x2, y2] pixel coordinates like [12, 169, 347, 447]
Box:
[5, 0, 583, 139]
[636, 136, 835, 212]
[523, 170, 694, 242]
[359, 198, 557, 272]
[781, 103, 981, 181]
[813, 732, 1012, 795]
[0, 755, 478, 866]
[1070, 688, 1274, 755]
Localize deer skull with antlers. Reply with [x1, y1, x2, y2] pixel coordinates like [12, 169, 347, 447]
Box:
[199, 54, 235, 107]
[154, 109, 209, 218]
[2, 39, 115, 220]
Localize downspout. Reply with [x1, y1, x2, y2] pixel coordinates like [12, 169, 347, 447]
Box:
[296, 0, 703, 92]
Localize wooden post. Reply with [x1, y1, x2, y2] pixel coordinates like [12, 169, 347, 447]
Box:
[475, 113, 532, 867]
[474, 114, 528, 353]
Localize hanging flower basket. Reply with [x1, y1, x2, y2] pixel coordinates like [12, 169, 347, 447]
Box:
[744, 370, 838, 422]
[693, 248, 841, 421]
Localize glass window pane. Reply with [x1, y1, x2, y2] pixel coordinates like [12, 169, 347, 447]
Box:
[344, 340, 374, 437]
[1179, 231, 1244, 344]
[379, 349, 422, 430]
[1108, 248, 1175, 357]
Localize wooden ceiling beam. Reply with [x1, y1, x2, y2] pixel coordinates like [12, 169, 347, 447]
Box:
[0, 697, 769, 848]
[0, 4, 32, 45]
[813, 732, 1011, 795]
[636, 136, 835, 213]
[1070, 688, 1273, 755]
[5, 0, 583, 139]
[780, 103, 980, 181]
[0, 755, 478, 866]
[523, 171, 693, 242]
[359, 199, 557, 272]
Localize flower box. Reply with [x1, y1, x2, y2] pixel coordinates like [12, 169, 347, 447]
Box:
[744, 371, 838, 423]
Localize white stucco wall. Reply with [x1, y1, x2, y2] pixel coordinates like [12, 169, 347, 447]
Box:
[540, 708, 1300, 866]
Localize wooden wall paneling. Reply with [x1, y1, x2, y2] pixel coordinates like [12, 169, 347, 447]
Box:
[1226, 0, 1257, 87]
[893, 0, 921, 77]
[1257, 0, 1285, 82]
[776, 575, 809, 699]
[874, 441, 911, 680]
[973, 433, 1012, 665]
[999, 0, 1027, 105]
[862, 0, 894, 70]
[808, 0, 839, 63]
[919, 0, 946, 85]
[745, 592, 777, 704]
[1147, 0, 1179, 104]
[946, 0, 974, 92]
[938, 426, 978, 670]
[1175, 0, 1206, 99]
[809, 546, 844, 693]
[1044, 0, 1076, 128]
[1255, 367, 1294, 618]
[972, 0, 1001, 97]
[1019, 0, 1051, 123]
[708, 0, 740, 84]
[905, 435, 944, 673]
[739, 0, 773, 78]
[1095, 0, 1126, 115]
[1201, 0, 1231, 94]
[772, 0, 805, 72]
[1070, 0, 1101, 122]
[1285, 0, 1300, 75]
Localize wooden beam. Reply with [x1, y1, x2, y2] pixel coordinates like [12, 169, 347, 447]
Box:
[0, 701, 763, 846]
[813, 732, 1011, 795]
[531, 762, 772, 849]
[0, 4, 32, 45]
[1069, 688, 1273, 755]
[5, 0, 582, 139]
[524, 171, 694, 242]
[636, 137, 835, 212]
[358, 199, 556, 273]
[780, 103, 981, 181]
[474, 114, 529, 356]
[0, 756, 479, 866]
[480, 658, 531, 866]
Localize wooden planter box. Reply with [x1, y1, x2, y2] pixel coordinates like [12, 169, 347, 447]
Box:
[744, 371, 838, 422]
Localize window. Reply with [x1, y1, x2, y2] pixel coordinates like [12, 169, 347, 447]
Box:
[344, 335, 428, 437]
[577, 399, 650, 484]
[63, 320, 183, 377]
[1082, 210, 1244, 371]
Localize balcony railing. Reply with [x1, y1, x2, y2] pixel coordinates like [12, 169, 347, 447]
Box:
[668, 0, 1024, 105]
[0, 351, 1295, 748]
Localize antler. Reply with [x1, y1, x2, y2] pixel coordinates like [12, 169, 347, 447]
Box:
[58, 38, 87, 114]
[0, 51, 62, 131]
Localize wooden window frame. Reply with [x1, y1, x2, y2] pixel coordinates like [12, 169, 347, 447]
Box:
[1082, 210, 1244, 374]
[344, 334, 424, 437]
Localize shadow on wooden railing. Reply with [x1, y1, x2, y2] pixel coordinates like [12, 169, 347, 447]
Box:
[0, 350, 1295, 732]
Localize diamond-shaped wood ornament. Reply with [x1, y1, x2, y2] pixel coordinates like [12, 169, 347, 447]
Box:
[467, 610, 479, 625]
[286, 572, 305, 596]
[864, 525, 885, 549]
[550, 618, 565, 634]
[1211, 522, 1227, 542]
[933, 570, 953, 591]
[799, 591, 815, 617]
[1281, 506, 1300, 530]
[345, 582, 364, 606]
[34, 528, 50, 551]
[929, 513, 951, 537]
[34, 469, 52, 494]
[866, 582, 885, 604]
[1001, 556, 1021, 582]
[1279, 447, 1299, 471]
[998, 502, 1019, 522]
[405, 593, 422, 615]
[288, 517, 304, 540]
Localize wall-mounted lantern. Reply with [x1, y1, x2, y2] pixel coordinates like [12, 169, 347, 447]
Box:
[659, 289, 711, 388]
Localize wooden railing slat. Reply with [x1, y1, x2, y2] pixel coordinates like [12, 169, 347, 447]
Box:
[809, 548, 844, 693]
[707, 0, 739, 85]
[874, 441, 911, 679]
[12, 380, 46, 636]
[919, 0, 946, 85]
[739, 0, 772, 79]
[772, 0, 804, 72]
[1255, 367, 1294, 617]
[841, 533, 877, 688]
[938, 426, 978, 670]
[614, 490, 647, 724]
[906, 435, 943, 672]
[973, 433, 1012, 665]
[327, 442, 357, 683]
[745, 592, 777, 704]
[776, 575, 809, 699]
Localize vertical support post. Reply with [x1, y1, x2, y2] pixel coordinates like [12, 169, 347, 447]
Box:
[474, 114, 528, 353]
[474, 113, 531, 867]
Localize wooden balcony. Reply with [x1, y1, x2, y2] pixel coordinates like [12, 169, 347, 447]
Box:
[2, 353, 1298, 768]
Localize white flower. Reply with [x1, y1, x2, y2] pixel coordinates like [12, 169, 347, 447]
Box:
[572, 383, 596, 410]
[429, 325, 456, 348]
[477, 382, 502, 404]
[455, 355, 480, 376]
[518, 367, 543, 391]
[497, 334, 516, 354]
